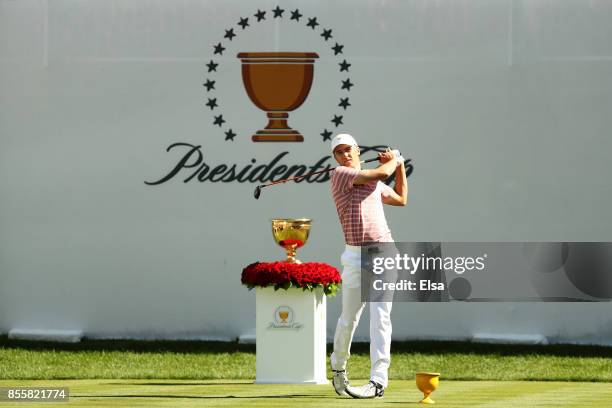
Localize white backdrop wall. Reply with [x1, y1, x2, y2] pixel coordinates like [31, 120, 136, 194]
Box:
[1, 0, 612, 344]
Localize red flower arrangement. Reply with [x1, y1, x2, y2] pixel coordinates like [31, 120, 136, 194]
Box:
[241, 261, 342, 296]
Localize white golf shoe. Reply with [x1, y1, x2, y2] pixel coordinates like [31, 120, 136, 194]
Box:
[332, 369, 349, 396]
[345, 380, 385, 398]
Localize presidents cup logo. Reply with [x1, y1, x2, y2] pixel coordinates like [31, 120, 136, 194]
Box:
[275, 306, 293, 324]
[144, 6, 414, 186]
[268, 306, 303, 330]
[203, 5, 354, 143]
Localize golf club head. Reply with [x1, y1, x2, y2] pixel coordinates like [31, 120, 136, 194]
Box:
[253, 185, 261, 200]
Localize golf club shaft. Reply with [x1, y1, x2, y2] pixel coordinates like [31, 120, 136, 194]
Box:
[259, 157, 379, 189]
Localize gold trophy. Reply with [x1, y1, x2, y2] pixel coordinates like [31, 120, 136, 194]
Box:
[271, 218, 311, 264]
[416, 372, 440, 404]
[237, 52, 319, 142]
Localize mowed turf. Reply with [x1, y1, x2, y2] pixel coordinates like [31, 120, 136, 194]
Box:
[1, 338, 611, 407]
[2, 338, 612, 381]
[1, 379, 612, 407]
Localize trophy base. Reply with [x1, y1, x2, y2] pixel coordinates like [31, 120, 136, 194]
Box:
[252, 131, 304, 142]
[419, 396, 435, 404]
[252, 112, 304, 142]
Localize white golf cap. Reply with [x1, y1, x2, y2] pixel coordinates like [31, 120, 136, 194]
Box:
[331, 133, 358, 153]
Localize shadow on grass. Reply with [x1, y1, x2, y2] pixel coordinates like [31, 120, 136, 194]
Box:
[75, 394, 333, 399]
[1, 336, 611, 358]
[104, 382, 253, 386]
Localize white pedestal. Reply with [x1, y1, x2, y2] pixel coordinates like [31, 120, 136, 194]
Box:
[255, 286, 329, 384]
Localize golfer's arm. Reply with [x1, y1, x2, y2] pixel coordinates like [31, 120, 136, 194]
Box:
[353, 160, 396, 185]
[392, 162, 408, 206]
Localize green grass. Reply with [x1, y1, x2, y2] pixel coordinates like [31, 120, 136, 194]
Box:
[1, 336, 611, 382]
[1, 379, 612, 407]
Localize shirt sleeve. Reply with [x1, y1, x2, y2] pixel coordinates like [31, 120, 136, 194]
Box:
[331, 166, 360, 194]
[379, 181, 395, 199]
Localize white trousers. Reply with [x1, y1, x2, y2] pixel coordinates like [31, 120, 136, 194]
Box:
[330, 244, 393, 388]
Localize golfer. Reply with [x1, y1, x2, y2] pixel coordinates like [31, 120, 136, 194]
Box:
[329, 133, 408, 399]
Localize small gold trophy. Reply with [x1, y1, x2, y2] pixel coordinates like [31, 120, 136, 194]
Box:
[271, 218, 311, 264]
[416, 372, 440, 404]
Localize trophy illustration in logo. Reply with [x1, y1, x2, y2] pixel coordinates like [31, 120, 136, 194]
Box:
[273, 306, 294, 326]
[237, 52, 319, 142]
[271, 218, 311, 264]
[278, 311, 289, 323]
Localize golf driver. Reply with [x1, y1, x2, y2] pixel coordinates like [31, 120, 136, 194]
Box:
[253, 151, 402, 199]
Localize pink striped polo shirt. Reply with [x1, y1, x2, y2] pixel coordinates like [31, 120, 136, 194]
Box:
[330, 166, 394, 245]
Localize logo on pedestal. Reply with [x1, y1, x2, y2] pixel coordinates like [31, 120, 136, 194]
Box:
[268, 306, 304, 330]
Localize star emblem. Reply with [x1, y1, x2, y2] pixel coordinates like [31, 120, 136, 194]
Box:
[254, 9, 266, 22]
[272, 6, 284, 18]
[290, 9, 302, 21]
[238, 17, 249, 29]
[225, 129, 236, 141]
[341, 78, 354, 91]
[213, 42, 225, 55]
[332, 43, 344, 55]
[338, 97, 351, 110]
[206, 98, 218, 110]
[339, 59, 351, 72]
[213, 115, 225, 127]
[306, 17, 319, 29]
[331, 115, 343, 127]
[321, 29, 333, 41]
[320, 129, 332, 141]
[224, 28, 236, 41]
[206, 60, 218, 72]
[203, 79, 215, 91]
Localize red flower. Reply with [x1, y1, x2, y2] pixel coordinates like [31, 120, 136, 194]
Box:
[241, 262, 342, 296]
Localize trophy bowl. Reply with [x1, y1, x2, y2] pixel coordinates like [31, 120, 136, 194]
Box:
[416, 372, 440, 404]
[271, 218, 312, 264]
[237, 52, 319, 142]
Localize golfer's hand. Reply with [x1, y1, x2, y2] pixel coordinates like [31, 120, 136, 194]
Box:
[391, 149, 406, 167]
[378, 148, 396, 164]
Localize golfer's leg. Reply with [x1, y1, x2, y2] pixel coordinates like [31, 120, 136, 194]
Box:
[331, 287, 366, 371]
[369, 301, 393, 387]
